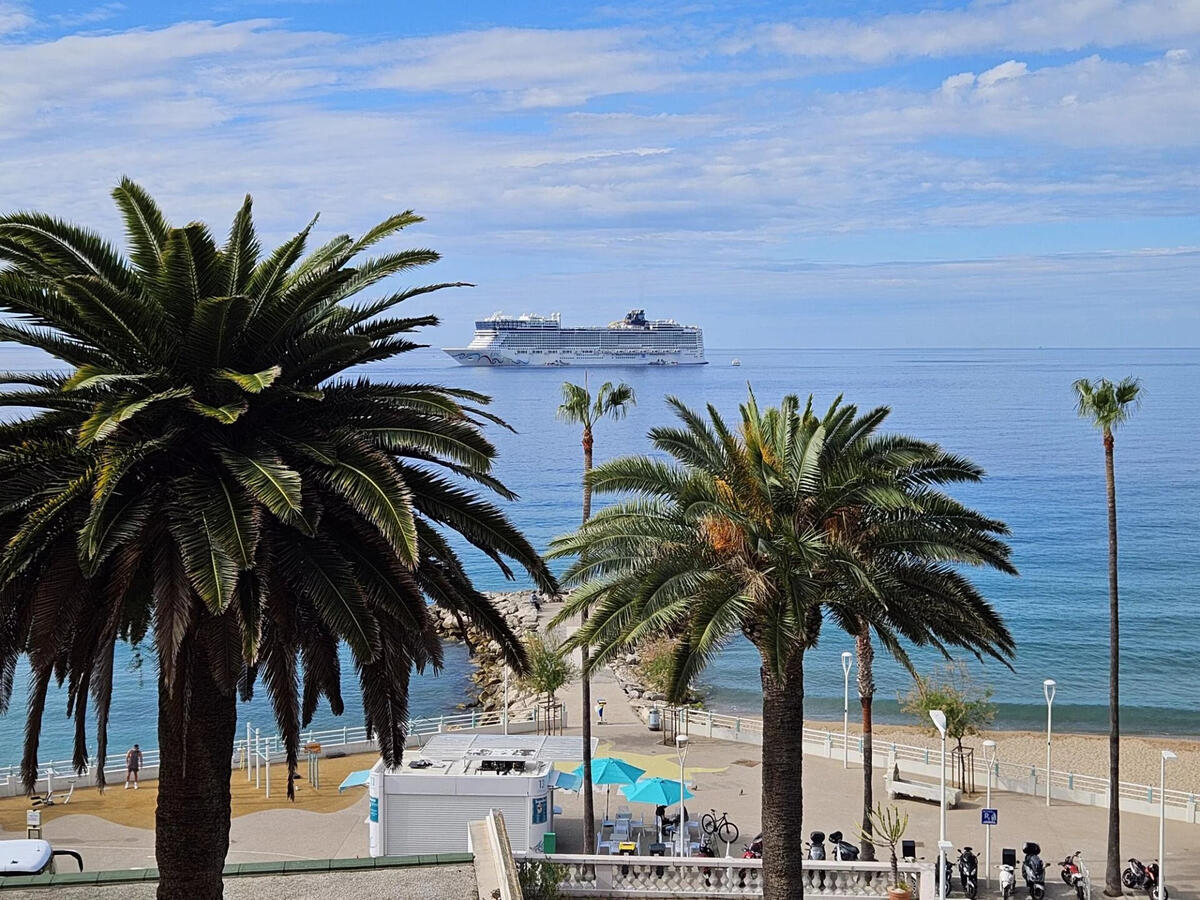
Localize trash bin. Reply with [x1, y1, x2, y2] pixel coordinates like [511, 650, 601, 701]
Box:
[542, 832, 556, 854]
[647, 708, 662, 731]
[618, 840, 637, 875]
[649, 841, 667, 876]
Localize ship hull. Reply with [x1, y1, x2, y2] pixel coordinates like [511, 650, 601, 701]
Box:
[443, 350, 708, 367]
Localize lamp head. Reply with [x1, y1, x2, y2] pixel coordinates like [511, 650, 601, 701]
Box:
[676, 734, 689, 747]
[929, 709, 947, 737]
[841, 651, 853, 674]
[1163, 749, 1178, 761]
[1043, 679, 1056, 704]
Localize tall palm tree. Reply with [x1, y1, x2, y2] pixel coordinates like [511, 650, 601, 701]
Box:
[0, 180, 555, 900]
[549, 390, 1015, 900]
[556, 377, 635, 856]
[826, 456, 1018, 860]
[1074, 376, 1141, 897]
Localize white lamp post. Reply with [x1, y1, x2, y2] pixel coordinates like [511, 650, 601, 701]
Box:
[842, 651, 853, 769]
[1160, 749, 1177, 897]
[502, 664, 509, 735]
[930, 709, 948, 900]
[983, 739, 996, 887]
[676, 734, 690, 858]
[1043, 679, 1056, 807]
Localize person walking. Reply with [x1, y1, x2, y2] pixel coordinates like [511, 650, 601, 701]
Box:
[125, 744, 142, 790]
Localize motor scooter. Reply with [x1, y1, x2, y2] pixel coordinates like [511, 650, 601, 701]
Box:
[998, 848, 1017, 900]
[1060, 850, 1090, 900]
[957, 846, 978, 899]
[1123, 856, 1166, 899]
[1022, 842, 1046, 900]
[805, 831, 827, 860]
[828, 830, 860, 862]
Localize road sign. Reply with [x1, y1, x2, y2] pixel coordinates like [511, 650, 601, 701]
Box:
[981, 808, 998, 826]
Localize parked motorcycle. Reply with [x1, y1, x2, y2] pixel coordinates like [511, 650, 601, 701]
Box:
[934, 851, 954, 898]
[742, 833, 762, 859]
[1123, 857, 1167, 899]
[828, 830, 860, 862]
[999, 848, 1017, 900]
[1060, 851, 1090, 900]
[1022, 842, 1046, 900]
[805, 831, 827, 860]
[957, 846, 979, 899]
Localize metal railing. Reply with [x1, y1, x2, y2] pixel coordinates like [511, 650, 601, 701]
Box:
[673, 707, 1199, 819]
[2, 704, 564, 797]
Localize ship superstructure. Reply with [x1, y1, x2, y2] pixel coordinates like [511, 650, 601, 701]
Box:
[443, 310, 706, 367]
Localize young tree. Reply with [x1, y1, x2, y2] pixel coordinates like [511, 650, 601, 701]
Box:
[902, 663, 997, 788]
[0, 182, 555, 899]
[520, 633, 578, 735]
[555, 378, 634, 855]
[1074, 375, 1141, 897]
[549, 390, 1013, 900]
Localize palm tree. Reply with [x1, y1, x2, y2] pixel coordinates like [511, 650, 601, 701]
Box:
[556, 377, 635, 855]
[824, 453, 1018, 859]
[0, 180, 555, 899]
[1074, 376, 1141, 897]
[548, 390, 1015, 900]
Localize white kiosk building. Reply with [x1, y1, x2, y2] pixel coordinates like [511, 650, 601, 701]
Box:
[364, 734, 594, 857]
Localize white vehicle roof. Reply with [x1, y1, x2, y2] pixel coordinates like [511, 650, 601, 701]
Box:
[1, 839, 51, 875]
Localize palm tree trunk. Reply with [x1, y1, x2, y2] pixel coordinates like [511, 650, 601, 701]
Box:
[580, 425, 596, 856]
[156, 640, 238, 900]
[1103, 431, 1122, 896]
[760, 652, 806, 900]
[856, 626, 876, 861]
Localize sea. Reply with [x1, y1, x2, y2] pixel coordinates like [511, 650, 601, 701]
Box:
[2, 347, 1198, 767]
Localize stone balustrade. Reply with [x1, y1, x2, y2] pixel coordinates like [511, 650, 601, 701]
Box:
[515, 851, 935, 898]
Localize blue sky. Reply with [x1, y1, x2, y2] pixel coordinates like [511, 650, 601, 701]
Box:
[3, 0, 1199, 346]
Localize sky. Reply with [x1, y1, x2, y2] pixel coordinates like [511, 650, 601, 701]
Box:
[2, 0, 1199, 347]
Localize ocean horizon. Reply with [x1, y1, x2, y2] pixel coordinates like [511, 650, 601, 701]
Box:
[2, 346, 1197, 767]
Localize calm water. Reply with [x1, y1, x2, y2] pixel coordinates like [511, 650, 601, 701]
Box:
[2, 347, 1198, 765]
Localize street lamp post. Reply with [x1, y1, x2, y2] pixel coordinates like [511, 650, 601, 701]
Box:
[930, 709, 949, 900]
[842, 651, 853, 769]
[503, 664, 509, 735]
[983, 739, 996, 887]
[676, 734, 690, 858]
[1160, 749, 1177, 898]
[1043, 680, 1056, 807]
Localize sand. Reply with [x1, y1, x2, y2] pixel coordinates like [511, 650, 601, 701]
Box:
[0, 751, 369, 833]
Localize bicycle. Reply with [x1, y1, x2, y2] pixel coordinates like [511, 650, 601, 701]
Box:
[700, 809, 740, 856]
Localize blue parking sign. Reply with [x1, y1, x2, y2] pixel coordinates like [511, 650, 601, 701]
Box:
[981, 808, 998, 826]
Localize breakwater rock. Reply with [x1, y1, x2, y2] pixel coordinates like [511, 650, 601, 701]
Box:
[430, 591, 551, 714]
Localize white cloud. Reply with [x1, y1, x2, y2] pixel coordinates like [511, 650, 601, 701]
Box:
[370, 27, 685, 108]
[746, 0, 1200, 63]
[977, 59, 1027, 87]
[0, 1, 31, 34]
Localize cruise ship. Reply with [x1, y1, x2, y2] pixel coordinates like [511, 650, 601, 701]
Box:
[443, 310, 707, 367]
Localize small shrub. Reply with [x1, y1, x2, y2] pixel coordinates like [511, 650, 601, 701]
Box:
[518, 859, 568, 900]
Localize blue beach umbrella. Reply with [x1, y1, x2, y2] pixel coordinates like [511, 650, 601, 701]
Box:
[572, 757, 646, 786]
[573, 757, 646, 817]
[620, 776, 693, 807]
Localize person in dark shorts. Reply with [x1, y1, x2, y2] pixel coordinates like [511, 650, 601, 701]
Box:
[125, 744, 142, 789]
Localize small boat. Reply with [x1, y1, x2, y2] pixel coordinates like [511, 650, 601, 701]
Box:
[731, 359, 741, 367]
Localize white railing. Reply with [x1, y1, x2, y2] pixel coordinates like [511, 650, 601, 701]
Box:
[671, 707, 1200, 824]
[515, 851, 935, 898]
[1, 704, 565, 799]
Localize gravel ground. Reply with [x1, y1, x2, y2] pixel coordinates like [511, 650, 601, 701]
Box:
[0, 865, 478, 899]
